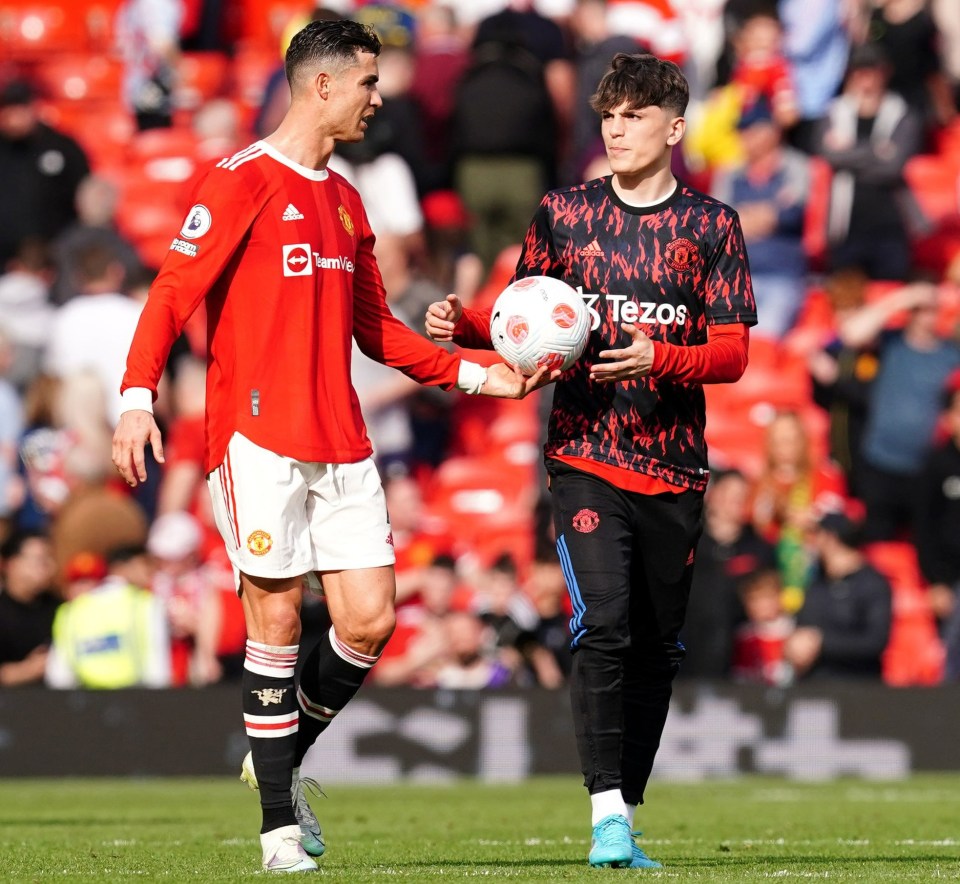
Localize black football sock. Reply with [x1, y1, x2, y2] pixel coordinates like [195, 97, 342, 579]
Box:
[242, 640, 300, 834]
[294, 626, 379, 768]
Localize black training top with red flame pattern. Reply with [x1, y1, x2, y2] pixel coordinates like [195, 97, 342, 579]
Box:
[467, 177, 757, 493]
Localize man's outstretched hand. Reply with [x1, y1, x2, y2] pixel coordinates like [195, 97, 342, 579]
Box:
[483, 363, 560, 399]
[112, 409, 165, 487]
[425, 294, 463, 342]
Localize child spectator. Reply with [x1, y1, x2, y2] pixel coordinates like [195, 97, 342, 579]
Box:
[731, 568, 794, 686]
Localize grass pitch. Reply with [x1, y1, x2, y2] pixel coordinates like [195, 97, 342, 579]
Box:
[2, 775, 959, 881]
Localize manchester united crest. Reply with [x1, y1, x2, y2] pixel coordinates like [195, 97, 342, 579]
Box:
[664, 237, 700, 272]
[572, 508, 600, 533]
[338, 204, 355, 236]
[247, 529, 273, 556]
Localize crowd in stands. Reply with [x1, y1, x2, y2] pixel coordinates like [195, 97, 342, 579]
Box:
[0, 0, 959, 691]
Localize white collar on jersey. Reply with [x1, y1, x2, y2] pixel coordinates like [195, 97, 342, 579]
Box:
[256, 140, 330, 181]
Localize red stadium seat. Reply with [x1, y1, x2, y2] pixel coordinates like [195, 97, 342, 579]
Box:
[42, 100, 134, 172]
[127, 127, 201, 184]
[177, 51, 230, 109]
[865, 542, 945, 686]
[904, 154, 960, 227]
[35, 54, 124, 104]
[803, 157, 832, 272]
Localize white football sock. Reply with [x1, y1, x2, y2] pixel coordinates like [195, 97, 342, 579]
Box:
[591, 789, 627, 825]
[626, 803, 637, 830]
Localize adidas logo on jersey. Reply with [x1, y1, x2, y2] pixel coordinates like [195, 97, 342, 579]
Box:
[282, 204, 304, 221]
[579, 239, 605, 258]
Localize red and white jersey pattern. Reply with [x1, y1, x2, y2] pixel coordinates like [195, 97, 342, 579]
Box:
[121, 141, 462, 474]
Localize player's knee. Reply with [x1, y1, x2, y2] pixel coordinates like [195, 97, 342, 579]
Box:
[259, 607, 302, 646]
[338, 611, 395, 657]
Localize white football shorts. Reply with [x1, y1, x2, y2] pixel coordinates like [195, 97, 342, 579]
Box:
[206, 432, 395, 580]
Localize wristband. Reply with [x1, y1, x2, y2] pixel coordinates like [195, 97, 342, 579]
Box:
[456, 361, 488, 395]
[120, 387, 154, 415]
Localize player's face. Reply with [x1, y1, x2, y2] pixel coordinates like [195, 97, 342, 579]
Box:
[330, 50, 382, 142]
[600, 101, 684, 180]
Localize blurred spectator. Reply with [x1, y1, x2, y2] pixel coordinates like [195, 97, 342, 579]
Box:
[156, 353, 206, 516]
[0, 531, 59, 687]
[778, 0, 852, 152]
[523, 553, 572, 683]
[45, 544, 171, 688]
[434, 609, 515, 689]
[373, 552, 472, 687]
[0, 330, 26, 527]
[681, 469, 776, 679]
[410, 3, 470, 189]
[686, 8, 798, 179]
[932, 0, 960, 106]
[474, 553, 554, 687]
[0, 78, 90, 270]
[43, 244, 144, 428]
[147, 510, 223, 686]
[865, 0, 957, 129]
[731, 567, 793, 685]
[752, 411, 848, 613]
[811, 43, 926, 280]
[61, 550, 109, 601]
[115, 0, 184, 130]
[916, 373, 960, 675]
[568, 0, 639, 179]
[419, 189, 484, 307]
[784, 510, 892, 680]
[451, 4, 565, 269]
[839, 279, 960, 541]
[12, 374, 61, 533]
[51, 175, 144, 306]
[0, 239, 55, 388]
[605, 0, 686, 65]
[711, 96, 810, 339]
[807, 268, 877, 497]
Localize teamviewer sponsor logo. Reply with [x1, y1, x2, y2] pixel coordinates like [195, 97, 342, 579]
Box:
[283, 243, 313, 277]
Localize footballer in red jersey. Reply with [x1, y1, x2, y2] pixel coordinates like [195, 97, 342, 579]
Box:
[112, 20, 551, 874]
[426, 53, 756, 870]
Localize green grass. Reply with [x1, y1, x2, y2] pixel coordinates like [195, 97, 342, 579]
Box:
[2, 775, 959, 881]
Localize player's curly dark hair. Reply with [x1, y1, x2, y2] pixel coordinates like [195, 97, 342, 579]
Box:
[284, 19, 382, 88]
[590, 53, 689, 116]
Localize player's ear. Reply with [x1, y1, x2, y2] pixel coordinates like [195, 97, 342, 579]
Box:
[315, 70, 332, 101]
[666, 116, 685, 146]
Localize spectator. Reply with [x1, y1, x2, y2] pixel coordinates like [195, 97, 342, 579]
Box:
[410, 3, 470, 189]
[523, 553, 572, 683]
[0, 330, 26, 527]
[0, 78, 90, 270]
[686, 8, 798, 180]
[0, 239, 55, 389]
[681, 469, 776, 679]
[43, 244, 144, 428]
[51, 175, 143, 306]
[147, 510, 223, 686]
[114, 0, 184, 130]
[811, 43, 926, 281]
[373, 552, 473, 687]
[865, 0, 957, 129]
[45, 544, 171, 688]
[475, 553, 550, 687]
[434, 609, 515, 689]
[568, 0, 639, 179]
[731, 567, 793, 685]
[0, 531, 59, 687]
[839, 279, 960, 541]
[784, 510, 892, 680]
[451, 4, 566, 269]
[711, 96, 810, 339]
[778, 0, 852, 152]
[916, 374, 960, 676]
[752, 411, 848, 613]
[807, 268, 877, 497]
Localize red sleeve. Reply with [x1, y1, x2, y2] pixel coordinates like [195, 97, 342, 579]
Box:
[121, 168, 256, 396]
[650, 323, 749, 384]
[351, 222, 462, 389]
[452, 305, 495, 350]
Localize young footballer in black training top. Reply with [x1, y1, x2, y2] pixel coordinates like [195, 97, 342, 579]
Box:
[426, 53, 757, 869]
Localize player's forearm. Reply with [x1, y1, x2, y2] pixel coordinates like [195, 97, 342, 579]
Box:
[650, 324, 749, 384]
[121, 285, 192, 397]
[452, 306, 495, 350]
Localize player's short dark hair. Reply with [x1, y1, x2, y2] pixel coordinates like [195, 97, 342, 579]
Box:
[285, 19, 382, 89]
[590, 53, 689, 116]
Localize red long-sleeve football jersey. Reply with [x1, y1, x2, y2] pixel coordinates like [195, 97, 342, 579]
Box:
[122, 141, 463, 474]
